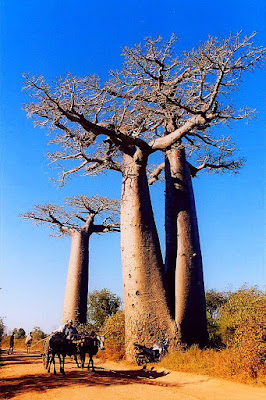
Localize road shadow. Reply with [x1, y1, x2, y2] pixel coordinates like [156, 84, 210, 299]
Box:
[1, 351, 41, 359]
[0, 353, 181, 399]
[0, 353, 42, 367]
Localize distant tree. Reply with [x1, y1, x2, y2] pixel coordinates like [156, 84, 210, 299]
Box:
[13, 328, 26, 339]
[31, 326, 46, 340]
[21, 195, 120, 324]
[87, 289, 122, 331]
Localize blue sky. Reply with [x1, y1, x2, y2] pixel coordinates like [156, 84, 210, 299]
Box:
[0, 0, 265, 334]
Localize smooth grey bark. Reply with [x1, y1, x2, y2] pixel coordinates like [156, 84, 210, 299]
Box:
[62, 229, 89, 324]
[121, 154, 177, 359]
[165, 147, 208, 347]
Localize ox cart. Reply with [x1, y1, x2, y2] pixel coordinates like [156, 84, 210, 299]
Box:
[42, 332, 105, 374]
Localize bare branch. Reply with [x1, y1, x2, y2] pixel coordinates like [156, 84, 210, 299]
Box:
[21, 195, 120, 237]
[23, 32, 265, 181]
[188, 157, 245, 177]
[148, 162, 165, 185]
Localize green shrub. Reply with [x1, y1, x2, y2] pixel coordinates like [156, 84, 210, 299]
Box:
[87, 289, 122, 331]
[206, 290, 229, 348]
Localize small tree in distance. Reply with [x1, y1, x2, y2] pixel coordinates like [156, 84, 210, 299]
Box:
[87, 289, 122, 331]
[31, 326, 46, 340]
[13, 328, 26, 339]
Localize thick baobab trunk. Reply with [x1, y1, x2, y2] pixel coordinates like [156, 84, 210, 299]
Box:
[62, 230, 89, 325]
[121, 155, 177, 359]
[165, 147, 208, 347]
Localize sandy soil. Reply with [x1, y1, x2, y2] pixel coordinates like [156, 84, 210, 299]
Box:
[1, 349, 266, 400]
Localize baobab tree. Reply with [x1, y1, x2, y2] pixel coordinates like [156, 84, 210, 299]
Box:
[148, 143, 241, 347]
[104, 32, 264, 346]
[23, 32, 265, 354]
[21, 195, 120, 324]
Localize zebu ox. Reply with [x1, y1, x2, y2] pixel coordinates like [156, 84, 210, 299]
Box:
[78, 334, 105, 371]
[45, 333, 80, 375]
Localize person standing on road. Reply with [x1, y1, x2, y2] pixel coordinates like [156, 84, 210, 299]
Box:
[8, 332, 15, 354]
[25, 332, 33, 353]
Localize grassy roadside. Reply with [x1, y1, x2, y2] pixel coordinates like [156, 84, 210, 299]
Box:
[158, 346, 266, 387]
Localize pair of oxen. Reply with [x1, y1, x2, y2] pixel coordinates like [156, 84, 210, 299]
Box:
[43, 332, 105, 374]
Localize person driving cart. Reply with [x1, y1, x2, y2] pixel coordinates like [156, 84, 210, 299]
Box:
[62, 320, 78, 340]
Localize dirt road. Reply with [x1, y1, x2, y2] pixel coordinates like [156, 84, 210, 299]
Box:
[1, 350, 266, 400]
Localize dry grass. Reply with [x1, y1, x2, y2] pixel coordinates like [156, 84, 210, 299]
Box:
[159, 346, 266, 386]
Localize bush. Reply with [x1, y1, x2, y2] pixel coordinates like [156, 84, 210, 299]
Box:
[160, 287, 266, 385]
[219, 287, 266, 379]
[206, 290, 228, 348]
[160, 344, 266, 385]
[101, 310, 125, 361]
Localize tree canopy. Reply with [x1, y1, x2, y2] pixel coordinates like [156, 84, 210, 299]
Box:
[23, 33, 265, 184]
[21, 195, 120, 237]
[13, 328, 26, 339]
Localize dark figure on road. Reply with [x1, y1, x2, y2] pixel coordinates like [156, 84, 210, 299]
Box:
[8, 333, 15, 354]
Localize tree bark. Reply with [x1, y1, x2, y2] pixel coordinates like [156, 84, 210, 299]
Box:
[121, 154, 177, 359]
[165, 147, 208, 347]
[62, 230, 89, 325]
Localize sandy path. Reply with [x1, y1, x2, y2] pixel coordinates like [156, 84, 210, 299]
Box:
[1, 350, 266, 400]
